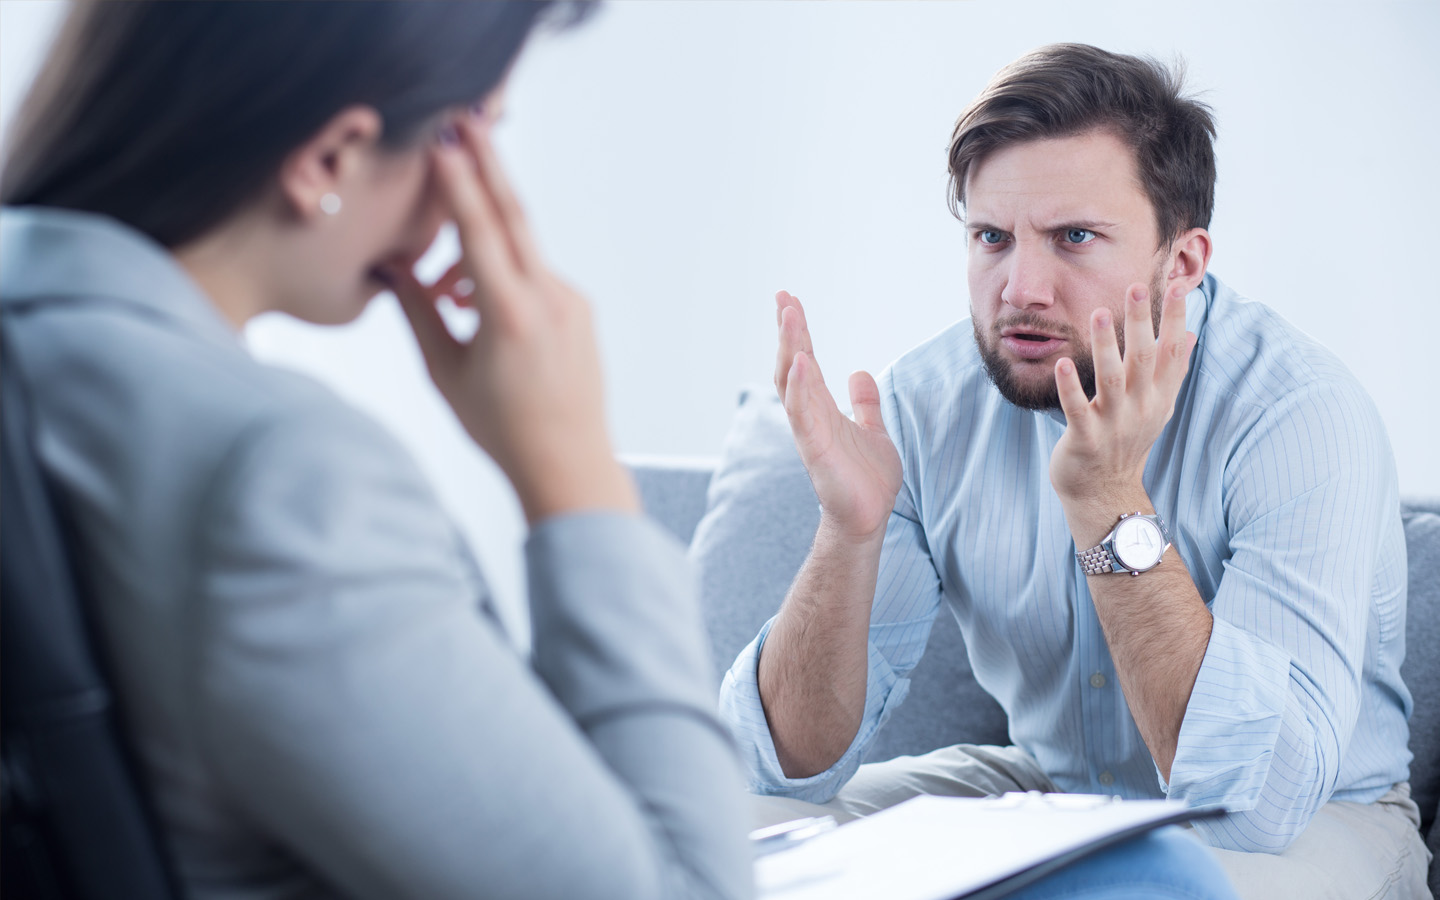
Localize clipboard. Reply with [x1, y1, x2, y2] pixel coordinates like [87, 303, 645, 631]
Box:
[754, 792, 1226, 900]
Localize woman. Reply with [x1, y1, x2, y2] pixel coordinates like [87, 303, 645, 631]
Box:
[3, 3, 749, 897]
[0, 3, 1239, 899]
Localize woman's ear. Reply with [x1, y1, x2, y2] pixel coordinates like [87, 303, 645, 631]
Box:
[1165, 226, 1214, 294]
[276, 105, 384, 221]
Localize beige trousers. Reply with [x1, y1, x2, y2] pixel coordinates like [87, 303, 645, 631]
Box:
[751, 744, 1434, 900]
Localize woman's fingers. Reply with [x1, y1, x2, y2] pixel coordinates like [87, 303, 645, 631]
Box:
[388, 266, 462, 378]
[458, 115, 543, 275]
[415, 116, 636, 522]
[431, 127, 526, 328]
[432, 262, 475, 305]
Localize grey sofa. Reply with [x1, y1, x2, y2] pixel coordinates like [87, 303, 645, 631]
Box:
[629, 389, 1440, 895]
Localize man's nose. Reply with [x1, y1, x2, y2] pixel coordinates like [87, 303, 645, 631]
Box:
[999, 243, 1057, 310]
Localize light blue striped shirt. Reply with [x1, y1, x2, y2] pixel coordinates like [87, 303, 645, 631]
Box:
[719, 273, 1412, 853]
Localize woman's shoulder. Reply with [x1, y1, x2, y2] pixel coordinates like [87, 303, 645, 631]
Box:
[1, 207, 394, 464]
[10, 293, 434, 564]
[30, 295, 381, 445]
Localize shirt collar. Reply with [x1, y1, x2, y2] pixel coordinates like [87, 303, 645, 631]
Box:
[1, 205, 240, 349]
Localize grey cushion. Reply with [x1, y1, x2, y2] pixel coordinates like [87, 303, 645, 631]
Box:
[1432, 811, 1440, 900]
[687, 388, 821, 689]
[687, 388, 1008, 762]
[1400, 502, 1439, 837]
[628, 458, 715, 546]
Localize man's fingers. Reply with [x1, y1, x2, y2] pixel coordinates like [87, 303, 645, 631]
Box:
[775, 290, 805, 327]
[1123, 283, 1157, 384]
[775, 295, 820, 401]
[777, 291, 815, 358]
[774, 292, 795, 397]
[782, 351, 820, 444]
[1154, 286, 1193, 393]
[1054, 357, 1091, 430]
[784, 350, 844, 447]
[1090, 305, 1124, 403]
[849, 370, 888, 435]
[775, 305, 801, 400]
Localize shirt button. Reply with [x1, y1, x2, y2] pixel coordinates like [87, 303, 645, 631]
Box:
[1098, 771, 1115, 787]
[1089, 672, 1107, 688]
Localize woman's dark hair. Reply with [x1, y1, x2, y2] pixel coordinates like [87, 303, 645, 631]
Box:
[1, 0, 592, 248]
[948, 43, 1216, 249]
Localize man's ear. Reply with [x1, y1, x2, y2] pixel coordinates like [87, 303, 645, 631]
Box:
[1164, 227, 1213, 294]
[276, 105, 384, 221]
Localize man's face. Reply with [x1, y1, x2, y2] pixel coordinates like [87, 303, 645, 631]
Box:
[965, 129, 1169, 411]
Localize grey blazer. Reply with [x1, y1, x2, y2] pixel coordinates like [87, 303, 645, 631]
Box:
[0, 207, 750, 900]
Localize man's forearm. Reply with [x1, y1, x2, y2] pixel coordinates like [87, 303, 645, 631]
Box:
[757, 516, 883, 779]
[1065, 491, 1212, 781]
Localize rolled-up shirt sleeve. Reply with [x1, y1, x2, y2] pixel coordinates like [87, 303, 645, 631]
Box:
[718, 372, 946, 803]
[1163, 380, 1403, 853]
[718, 604, 914, 802]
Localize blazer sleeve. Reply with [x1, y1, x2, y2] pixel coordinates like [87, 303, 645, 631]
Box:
[188, 401, 751, 900]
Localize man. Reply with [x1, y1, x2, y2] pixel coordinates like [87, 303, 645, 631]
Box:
[718, 43, 1430, 898]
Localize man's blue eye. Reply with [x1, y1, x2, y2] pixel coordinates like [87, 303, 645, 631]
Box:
[1064, 228, 1095, 244]
[979, 230, 1004, 244]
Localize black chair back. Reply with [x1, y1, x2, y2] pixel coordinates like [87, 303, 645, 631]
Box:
[1, 321, 180, 900]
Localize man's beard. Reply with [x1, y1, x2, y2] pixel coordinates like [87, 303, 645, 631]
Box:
[974, 272, 1166, 412]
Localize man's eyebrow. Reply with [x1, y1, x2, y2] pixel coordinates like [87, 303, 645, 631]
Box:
[1047, 219, 1120, 231]
[960, 218, 1121, 232]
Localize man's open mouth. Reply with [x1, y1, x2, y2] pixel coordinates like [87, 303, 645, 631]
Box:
[999, 330, 1067, 360]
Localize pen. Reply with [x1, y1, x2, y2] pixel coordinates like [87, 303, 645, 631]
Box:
[749, 815, 838, 857]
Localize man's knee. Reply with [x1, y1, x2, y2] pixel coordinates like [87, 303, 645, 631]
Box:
[1008, 827, 1239, 900]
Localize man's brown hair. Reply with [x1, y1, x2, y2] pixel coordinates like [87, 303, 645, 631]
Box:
[948, 43, 1217, 248]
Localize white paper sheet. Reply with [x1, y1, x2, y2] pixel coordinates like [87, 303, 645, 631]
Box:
[755, 793, 1214, 900]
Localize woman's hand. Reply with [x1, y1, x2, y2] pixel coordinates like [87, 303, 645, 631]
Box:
[385, 114, 636, 524]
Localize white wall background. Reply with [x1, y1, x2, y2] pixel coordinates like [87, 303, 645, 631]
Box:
[4, 1, 1438, 636]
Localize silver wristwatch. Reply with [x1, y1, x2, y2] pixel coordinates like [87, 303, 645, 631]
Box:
[1076, 512, 1172, 576]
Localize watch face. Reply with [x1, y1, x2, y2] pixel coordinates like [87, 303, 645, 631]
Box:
[1112, 517, 1166, 571]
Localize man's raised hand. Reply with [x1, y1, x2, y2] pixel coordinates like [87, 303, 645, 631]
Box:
[774, 291, 902, 544]
[1050, 283, 1198, 510]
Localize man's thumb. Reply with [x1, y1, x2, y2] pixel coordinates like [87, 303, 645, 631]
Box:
[848, 370, 887, 433]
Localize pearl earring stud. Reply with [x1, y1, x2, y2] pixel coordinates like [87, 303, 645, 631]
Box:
[319, 193, 343, 216]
